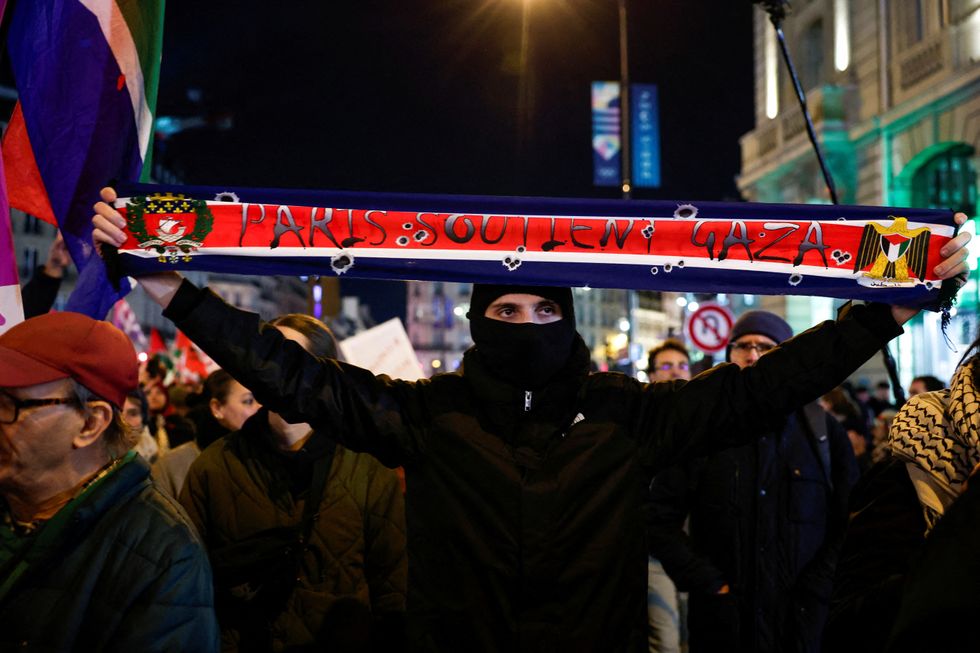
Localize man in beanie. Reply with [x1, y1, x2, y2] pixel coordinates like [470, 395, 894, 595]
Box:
[0, 312, 218, 651]
[649, 310, 858, 653]
[93, 189, 972, 653]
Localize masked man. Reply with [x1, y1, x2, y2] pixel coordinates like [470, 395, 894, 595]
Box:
[93, 187, 971, 653]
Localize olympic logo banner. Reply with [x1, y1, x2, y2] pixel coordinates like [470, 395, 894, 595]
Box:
[109, 182, 961, 310]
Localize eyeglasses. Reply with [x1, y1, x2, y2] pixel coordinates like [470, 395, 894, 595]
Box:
[655, 362, 690, 371]
[730, 342, 776, 354]
[0, 391, 78, 425]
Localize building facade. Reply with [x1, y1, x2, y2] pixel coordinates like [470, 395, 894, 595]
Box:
[738, 0, 980, 389]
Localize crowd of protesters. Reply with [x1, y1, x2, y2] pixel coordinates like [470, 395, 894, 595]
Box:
[0, 195, 971, 652]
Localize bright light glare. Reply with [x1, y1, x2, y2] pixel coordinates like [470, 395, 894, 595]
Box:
[765, 26, 779, 118]
[687, 301, 700, 312]
[968, 8, 980, 62]
[432, 359, 442, 369]
[138, 351, 149, 363]
[675, 296, 688, 307]
[619, 318, 630, 333]
[453, 306, 465, 317]
[834, 0, 850, 71]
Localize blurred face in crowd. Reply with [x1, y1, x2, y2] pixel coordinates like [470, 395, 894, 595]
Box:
[209, 381, 259, 431]
[729, 334, 778, 370]
[268, 326, 314, 448]
[484, 294, 562, 324]
[145, 383, 168, 413]
[651, 350, 691, 382]
[122, 397, 144, 431]
[908, 379, 928, 396]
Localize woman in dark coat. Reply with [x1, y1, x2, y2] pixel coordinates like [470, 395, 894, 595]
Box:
[180, 314, 407, 652]
[825, 338, 980, 653]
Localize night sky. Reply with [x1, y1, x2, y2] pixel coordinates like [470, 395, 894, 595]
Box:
[93, 2, 758, 322]
[157, 1, 754, 199]
[151, 1, 757, 320]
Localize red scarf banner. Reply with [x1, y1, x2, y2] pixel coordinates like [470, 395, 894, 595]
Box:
[108, 182, 961, 311]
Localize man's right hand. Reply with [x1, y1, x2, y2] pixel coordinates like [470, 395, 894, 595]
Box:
[92, 186, 184, 309]
[92, 186, 130, 250]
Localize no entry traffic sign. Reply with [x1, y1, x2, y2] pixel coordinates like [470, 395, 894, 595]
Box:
[685, 303, 734, 354]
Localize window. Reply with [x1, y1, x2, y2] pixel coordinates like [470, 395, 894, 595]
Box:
[911, 144, 977, 215]
[893, 0, 949, 45]
[21, 247, 38, 276]
[800, 19, 825, 91]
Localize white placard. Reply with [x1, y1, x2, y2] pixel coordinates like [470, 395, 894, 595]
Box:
[338, 318, 425, 381]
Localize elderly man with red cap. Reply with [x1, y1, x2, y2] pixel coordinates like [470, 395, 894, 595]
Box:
[0, 312, 218, 651]
[93, 189, 971, 653]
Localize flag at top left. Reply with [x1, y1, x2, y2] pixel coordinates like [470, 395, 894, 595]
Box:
[3, 0, 165, 318]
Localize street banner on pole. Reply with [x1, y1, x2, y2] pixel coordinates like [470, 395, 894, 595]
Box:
[592, 81, 621, 187]
[631, 84, 660, 189]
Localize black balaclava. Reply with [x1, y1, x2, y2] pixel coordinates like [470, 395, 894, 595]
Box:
[467, 284, 577, 389]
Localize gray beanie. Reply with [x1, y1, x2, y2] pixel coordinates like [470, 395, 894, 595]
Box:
[729, 310, 793, 346]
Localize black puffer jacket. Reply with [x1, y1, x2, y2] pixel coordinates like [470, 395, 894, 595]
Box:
[648, 409, 858, 653]
[0, 454, 218, 651]
[164, 282, 900, 653]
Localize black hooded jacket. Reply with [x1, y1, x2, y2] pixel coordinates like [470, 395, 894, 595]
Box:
[163, 281, 900, 653]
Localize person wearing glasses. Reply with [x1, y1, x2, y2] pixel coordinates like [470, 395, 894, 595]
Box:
[644, 338, 692, 653]
[648, 310, 858, 653]
[0, 312, 218, 651]
[647, 339, 692, 383]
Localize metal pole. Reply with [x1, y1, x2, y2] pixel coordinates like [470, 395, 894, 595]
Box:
[618, 0, 637, 375]
[769, 17, 839, 204]
[618, 0, 632, 200]
[759, 1, 904, 402]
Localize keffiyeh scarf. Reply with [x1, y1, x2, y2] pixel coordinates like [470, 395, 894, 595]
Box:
[889, 360, 980, 533]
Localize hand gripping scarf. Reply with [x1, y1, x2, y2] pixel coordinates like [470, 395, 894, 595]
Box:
[106, 182, 962, 311]
[889, 360, 980, 533]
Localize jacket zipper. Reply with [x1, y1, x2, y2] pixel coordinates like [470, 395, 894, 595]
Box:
[524, 390, 532, 412]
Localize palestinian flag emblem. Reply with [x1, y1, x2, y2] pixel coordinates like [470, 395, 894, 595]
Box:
[853, 216, 931, 285]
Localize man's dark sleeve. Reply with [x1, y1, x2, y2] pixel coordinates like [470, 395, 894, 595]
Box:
[647, 462, 727, 593]
[794, 414, 859, 603]
[823, 458, 925, 653]
[163, 280, 422, 467]
[20, 265, 62, 318]
[633, 302, 902, 470]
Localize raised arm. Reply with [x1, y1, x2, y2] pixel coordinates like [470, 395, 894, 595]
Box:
[93, 187, 426, 466]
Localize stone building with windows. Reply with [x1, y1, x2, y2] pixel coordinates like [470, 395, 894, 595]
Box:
[738, 0, 980, 387]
